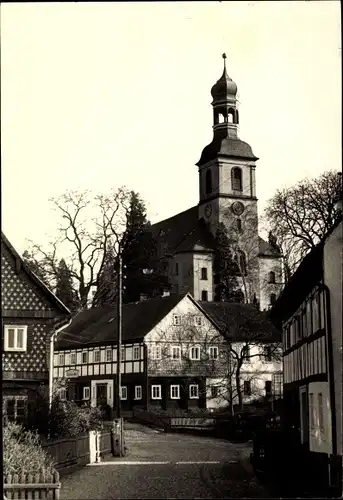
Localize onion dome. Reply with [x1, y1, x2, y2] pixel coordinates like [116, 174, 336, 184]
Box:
[211, 53, 237, 100]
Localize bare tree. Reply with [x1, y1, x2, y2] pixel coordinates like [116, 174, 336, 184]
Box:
[25, 187, 132, 309]
[264, 170, 342, 276]
[147, 308, 281, 413]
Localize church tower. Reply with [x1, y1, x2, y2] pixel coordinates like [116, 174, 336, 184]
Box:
[197, 54, 260, 303]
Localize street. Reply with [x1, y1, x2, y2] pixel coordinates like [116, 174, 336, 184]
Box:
[60, 424, 269, 499]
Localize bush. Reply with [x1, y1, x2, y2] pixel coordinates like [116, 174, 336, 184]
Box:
[4, 423, 55, 476]
[26, 388, 103, 439]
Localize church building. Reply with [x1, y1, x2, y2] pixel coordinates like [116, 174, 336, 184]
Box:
[151, 55, 283, 310]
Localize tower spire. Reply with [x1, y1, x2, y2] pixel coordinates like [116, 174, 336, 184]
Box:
[222, 53, 227, 72]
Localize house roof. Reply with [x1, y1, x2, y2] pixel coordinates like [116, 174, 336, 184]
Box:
[55, 293, 187, 350]
[199, 301, 281, 342]
[270, 217, 342, 324]
[151, 206, 215, 254]
[1, 232, 70, 315]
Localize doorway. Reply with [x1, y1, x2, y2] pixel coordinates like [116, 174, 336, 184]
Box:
[299, 385, 309, 447]
[96, 384, 107, 407]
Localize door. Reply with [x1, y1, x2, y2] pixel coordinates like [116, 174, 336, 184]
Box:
[96, 384, 107, 407]
[299, 386, 309, 448]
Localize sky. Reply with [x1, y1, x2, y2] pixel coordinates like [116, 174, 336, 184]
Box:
[1, 1, 341, 256]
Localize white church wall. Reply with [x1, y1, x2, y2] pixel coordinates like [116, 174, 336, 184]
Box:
[193, 253, 213, 301]
[259, 256, 283, 311]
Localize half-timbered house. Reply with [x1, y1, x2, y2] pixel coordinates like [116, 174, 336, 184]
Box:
[1, 233, 70, 424]
[54, 293, 281, 413]
[270, 215, 342, 495]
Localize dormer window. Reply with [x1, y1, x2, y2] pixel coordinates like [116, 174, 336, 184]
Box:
[231, 167, 242, 191]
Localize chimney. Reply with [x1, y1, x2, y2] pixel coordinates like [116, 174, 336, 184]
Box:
[140, 294, 148, 301]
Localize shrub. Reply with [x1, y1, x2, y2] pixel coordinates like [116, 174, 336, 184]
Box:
[4, 423, 55, 476]
[26, 388, 104, 439]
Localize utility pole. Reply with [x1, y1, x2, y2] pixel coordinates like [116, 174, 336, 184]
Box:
[114, 251, 125, 456]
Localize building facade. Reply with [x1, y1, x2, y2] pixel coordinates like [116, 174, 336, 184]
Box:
[270, 216, 342, 496]
[54, 293, 281, 413]
[151, 55, 283, 310]
[1, 233, 70, 424]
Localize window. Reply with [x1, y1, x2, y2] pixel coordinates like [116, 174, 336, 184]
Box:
[81, 352, 88, 364]
[189, 384, 199, 399]
[83, 387, 90, 400]
[243, 345, 251, 362]
[70, 352, 76, 365]
[243, 381, 251, 396]
[121, 346, 125, 361]
[173, 315, 182, 326]
[201, 290, 208, 301]
[211, 386, 218, 398]
[133, 345, 140, 360]
[4, 325, 27, 352]
[120, 386, 127, 400]
[317, 393, 324, 437]
[238, 250, 247, 275]
[284, 325, 291, 349]
[175, 263, 179, 276]
[232, 167, 242, 191]
[208, 346, 218, 360]
[94, 350, 100, 363]
[171, 346, 181, 359]
[151, 385, 162, 400]
[270, 293, 277, 305]
[134, 386, 142, 400]
[312, 295, 320, 332]
[59, 388, 67, 401]
[3, 396, 27, 425]
[205, 169, 212, 194]
[189, 345, 201, 360]
[152, 344, 162, 360]
[265, 381, 272, 396]
[269, 271, 276, 284]
[201, 267, 208, 280]
[264, 344, 273, 362]
[59, 353, 65, 366]
[170, 385, 180, 399]
[236, 218, 242, 233]
[106, 349, 112, 362]
[306, 301, 313, 337]
[272, 373, 283, 398]
[309, 393, 315, 430]
[194, 316, 202, 327]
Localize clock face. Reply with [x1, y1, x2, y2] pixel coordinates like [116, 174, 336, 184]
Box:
[204, 203, 212, 218]
[231, 201, 244, 216]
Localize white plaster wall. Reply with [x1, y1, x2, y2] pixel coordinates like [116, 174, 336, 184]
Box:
[308, 381, 333, 454]
[323, 221, 342, 455]
[170, 253, 194, 296]
[193, 253, 213, 301]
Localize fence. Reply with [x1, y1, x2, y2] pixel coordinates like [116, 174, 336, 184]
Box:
[41, 433, 90, 471]
[4, 471, 61, 499]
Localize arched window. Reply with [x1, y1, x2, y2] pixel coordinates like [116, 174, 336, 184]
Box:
[235, 109, 239, 124]
[238, 250, 247, 275]
[270, 293, 277, 305]
[205, 169, 212, 194]
[269, 271, 276, 283]
[228, 108, 235, 124]
[231, 167, 242, 191]
[236, 218, 242, 233]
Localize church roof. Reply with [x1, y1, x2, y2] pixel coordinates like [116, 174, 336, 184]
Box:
[151, 206, 215, 254]
[197, 136, 258, 166]
[258, 236, 282, 258]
